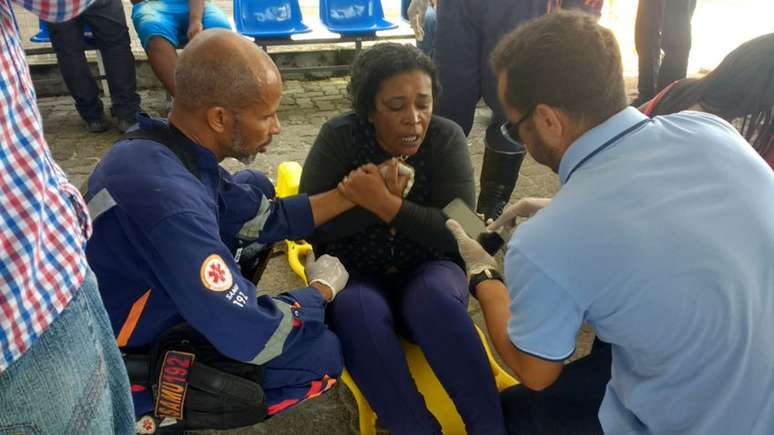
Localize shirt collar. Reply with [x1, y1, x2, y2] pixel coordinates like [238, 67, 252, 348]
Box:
[558, 107, 649, 185]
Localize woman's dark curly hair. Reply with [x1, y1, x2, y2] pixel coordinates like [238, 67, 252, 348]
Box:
[651, 33, 774, 159]
[348, 43, 441, 120]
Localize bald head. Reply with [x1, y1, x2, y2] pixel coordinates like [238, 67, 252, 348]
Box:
[174, 29, 281, 113]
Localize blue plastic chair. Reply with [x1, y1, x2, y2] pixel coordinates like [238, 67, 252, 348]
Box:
[234, 0, 311, 38]
[30, 19, 50, 43]
[30, 19, 95, 45]
[319, 0, 397, 35]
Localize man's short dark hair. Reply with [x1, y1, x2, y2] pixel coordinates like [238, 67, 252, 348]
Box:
[491, 10, 627, 127]
[348, 43, 441, 120]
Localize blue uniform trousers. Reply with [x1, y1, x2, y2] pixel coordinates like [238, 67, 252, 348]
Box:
[327, 260, 506, 435]
[434, 0, 547, 152]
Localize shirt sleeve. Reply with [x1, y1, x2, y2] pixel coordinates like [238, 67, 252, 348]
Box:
[144, 210, 325, 364]
[391, 120, 476, 253]
[218, 170, 314, 252]
[504, 246, 583, 361]
[15, 0, 95, 22]
[236, 193, 316, 244]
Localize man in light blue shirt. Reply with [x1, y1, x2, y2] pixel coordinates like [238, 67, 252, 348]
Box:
[447, 11, 774, 434]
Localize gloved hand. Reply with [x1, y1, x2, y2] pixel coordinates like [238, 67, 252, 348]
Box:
[446, 219, 498, 277]
[305, 252, 349, 300]
[407, 0, 430, 41]
[487, 197, 550, 240]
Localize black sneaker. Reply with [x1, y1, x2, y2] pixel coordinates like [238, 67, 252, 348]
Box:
[117, 117, 137, 133]
[86, 118, 108, 133]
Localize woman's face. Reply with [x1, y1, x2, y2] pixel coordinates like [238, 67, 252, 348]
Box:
[369, 70, 433, 158]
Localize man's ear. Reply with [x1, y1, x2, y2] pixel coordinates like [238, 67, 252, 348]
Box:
[205, 106, 230, 133]
[533, 103, 564, 140]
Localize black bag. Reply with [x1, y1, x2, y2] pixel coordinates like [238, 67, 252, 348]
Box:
[127, 323, 268, 432]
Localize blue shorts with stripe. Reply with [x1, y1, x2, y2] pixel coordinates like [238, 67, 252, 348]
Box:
[132, 0, 231, 49]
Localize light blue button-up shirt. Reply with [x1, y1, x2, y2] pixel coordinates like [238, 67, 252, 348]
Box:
[505, 107, 774, 434]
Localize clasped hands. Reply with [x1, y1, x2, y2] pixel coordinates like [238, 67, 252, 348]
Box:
[337, 159, 411, 213]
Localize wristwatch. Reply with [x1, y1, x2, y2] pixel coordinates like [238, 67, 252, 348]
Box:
[468, 268, 504, 297]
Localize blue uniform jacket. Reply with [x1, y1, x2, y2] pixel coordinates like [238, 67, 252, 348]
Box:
[85, 116, 326, 365]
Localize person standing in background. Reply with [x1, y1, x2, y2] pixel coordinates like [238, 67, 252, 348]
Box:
[407, 0, 437, 58]
[432, 0, 602, 221]
[47, 0, 142, 133]
[633, 0, 698, 106]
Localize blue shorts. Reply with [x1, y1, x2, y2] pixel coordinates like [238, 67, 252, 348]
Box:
[132, 0, 232, 49]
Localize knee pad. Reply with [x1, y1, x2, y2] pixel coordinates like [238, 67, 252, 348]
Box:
[233, 169, 275, 199]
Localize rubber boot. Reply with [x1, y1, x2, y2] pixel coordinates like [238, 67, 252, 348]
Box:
[476, 144, 527, 221]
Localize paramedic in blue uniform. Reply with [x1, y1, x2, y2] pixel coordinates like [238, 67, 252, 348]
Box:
[84, 29, 353, 424]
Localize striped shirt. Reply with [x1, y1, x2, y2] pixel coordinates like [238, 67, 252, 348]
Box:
[0, 0, 94, 372]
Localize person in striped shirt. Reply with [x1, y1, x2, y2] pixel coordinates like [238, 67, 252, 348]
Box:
[0, 0, 134, 432]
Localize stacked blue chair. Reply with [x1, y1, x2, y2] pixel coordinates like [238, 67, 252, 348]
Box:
[319, 0, 397, 35]
[30, 19, 50, 43]
[234, 0, 311, 39]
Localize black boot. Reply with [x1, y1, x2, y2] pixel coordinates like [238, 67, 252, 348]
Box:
[476, 144, 526, 221]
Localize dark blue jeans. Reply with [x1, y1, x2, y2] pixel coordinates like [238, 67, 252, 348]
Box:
[434, 0, 546, 152]
[417, 6, 436, 58]
[47, 0, 140, 122]
[501, 340, 611, 435]
[328, 260, 506, 435]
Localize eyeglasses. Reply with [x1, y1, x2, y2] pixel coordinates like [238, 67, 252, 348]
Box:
[501, 110, 533, 144]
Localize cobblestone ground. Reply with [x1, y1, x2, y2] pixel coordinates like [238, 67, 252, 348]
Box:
[41, 76, 637, 434]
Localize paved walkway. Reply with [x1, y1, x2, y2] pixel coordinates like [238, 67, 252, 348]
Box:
[41, 77, 620, 434]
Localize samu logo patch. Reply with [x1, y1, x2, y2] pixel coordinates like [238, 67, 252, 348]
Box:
[154, 351, 195, 420]
[200, 254, 233, 292]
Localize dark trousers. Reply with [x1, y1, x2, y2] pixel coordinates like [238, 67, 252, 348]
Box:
[434, 0, 546, 152]
[48, 0, 140, 122]
[501, 340, 612, 435]
[634, 0, 698, 102]
[327, 261, 506, 435]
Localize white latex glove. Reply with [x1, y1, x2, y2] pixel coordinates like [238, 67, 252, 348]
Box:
[487, 197, 551, 239]
[407, 0, 429, 41]
[305, 253, 349, 300]
[446, 219, 498, 277]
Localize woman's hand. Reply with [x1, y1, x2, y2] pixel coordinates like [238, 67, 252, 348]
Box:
[338, 164, 403, 223]
[338, 164, 390, 207]
[378, 159, 410, 197]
